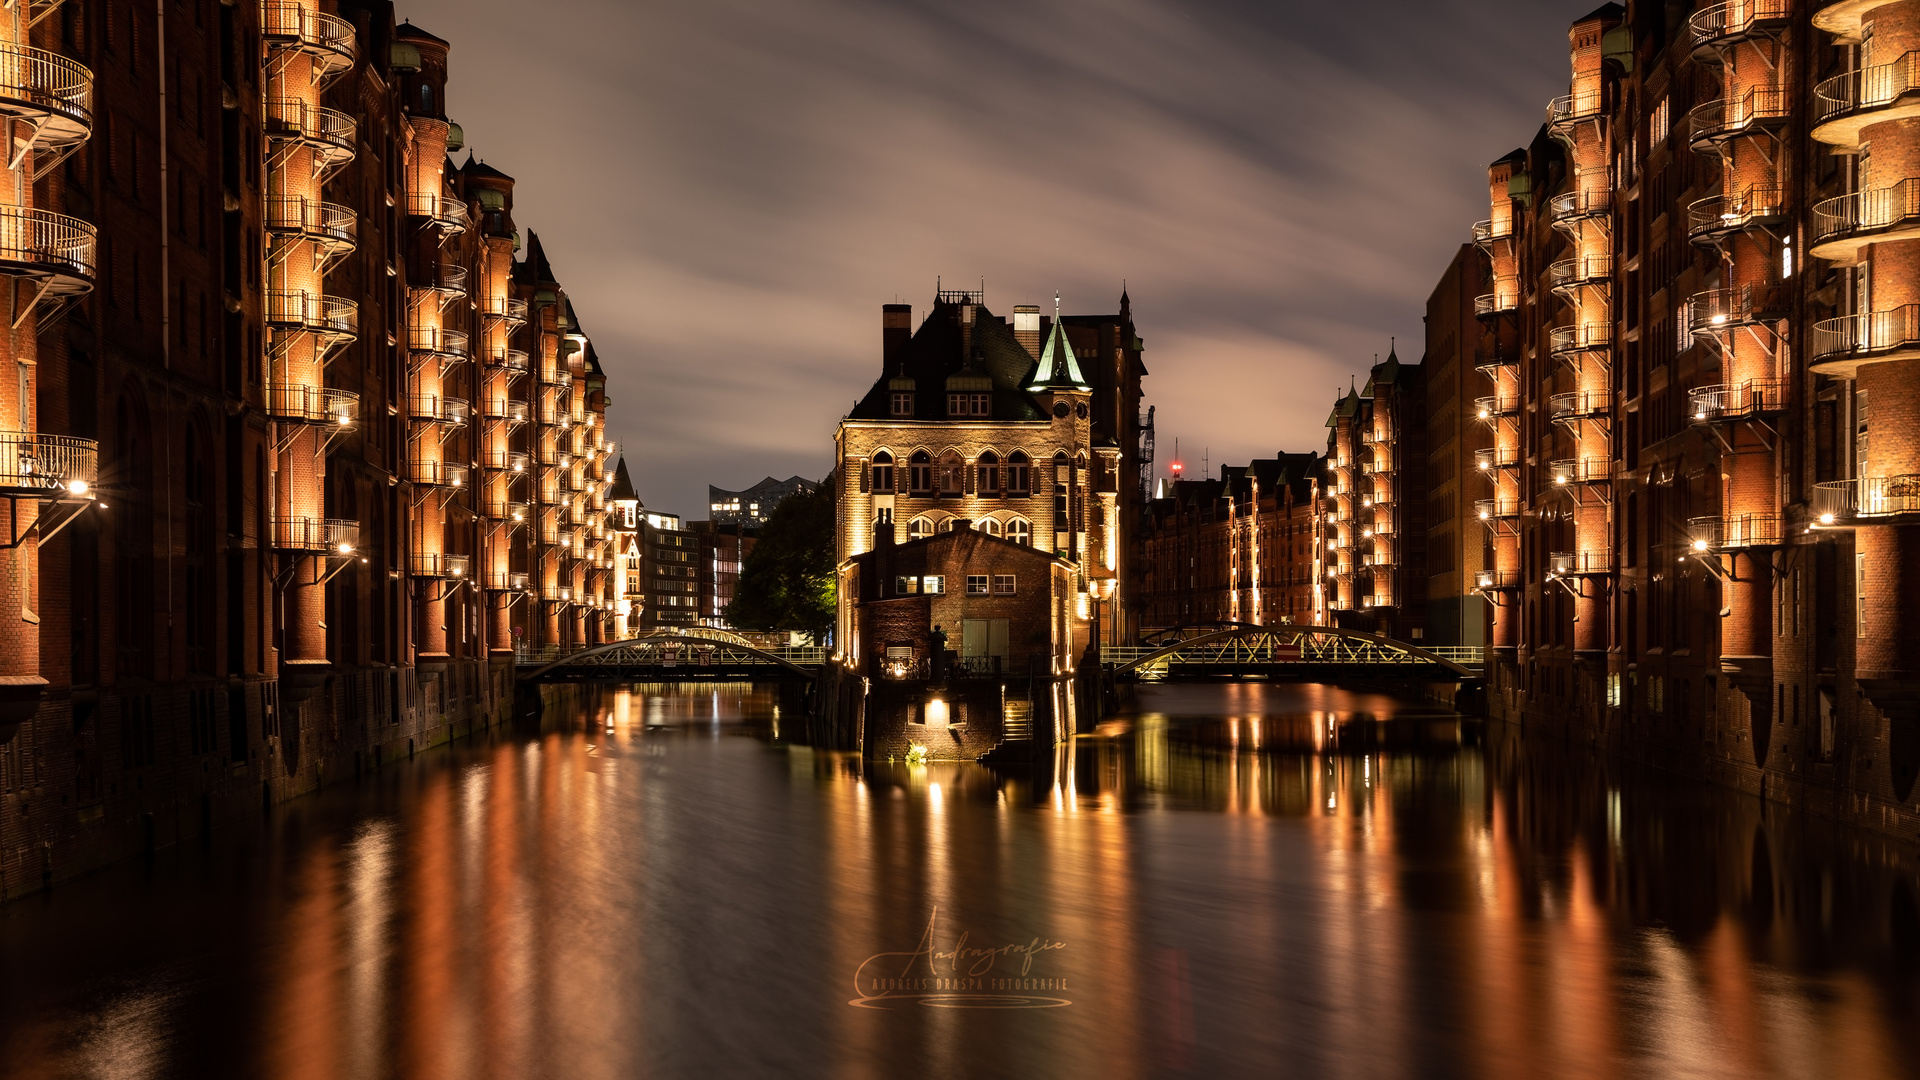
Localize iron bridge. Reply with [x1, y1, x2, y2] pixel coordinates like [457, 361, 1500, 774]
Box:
[1102, 623, 1482, 682]
[516, 629, 827, 683]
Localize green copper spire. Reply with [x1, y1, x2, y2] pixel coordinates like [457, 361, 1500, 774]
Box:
[1026, 292, 1090, 391]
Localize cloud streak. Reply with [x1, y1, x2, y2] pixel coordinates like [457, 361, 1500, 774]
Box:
[402, 0, 1574, 512]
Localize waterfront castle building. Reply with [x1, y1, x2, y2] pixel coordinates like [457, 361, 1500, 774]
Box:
[0, 2, 623, 895]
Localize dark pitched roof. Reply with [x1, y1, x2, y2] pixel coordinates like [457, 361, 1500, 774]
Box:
[610, 457, 640, 503]
[460, 152, 513, 183]
[847, 299, 1049, 423]
[515, 229, 557, 286]
[395, 21, 450, 47]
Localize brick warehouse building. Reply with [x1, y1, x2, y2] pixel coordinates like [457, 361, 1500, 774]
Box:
[1137, 453, 1322, 630]
[1316, 348, 1429, 640]
[1430, 0, 1920, 839]
[0, 2, 622, 896]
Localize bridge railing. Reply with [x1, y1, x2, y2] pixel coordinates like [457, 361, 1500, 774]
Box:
[1100, 642, 1483, 668]
[515, 641, 828, 668]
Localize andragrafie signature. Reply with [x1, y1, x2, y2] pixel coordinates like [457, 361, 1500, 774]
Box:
[850, 908, 1071, 1009]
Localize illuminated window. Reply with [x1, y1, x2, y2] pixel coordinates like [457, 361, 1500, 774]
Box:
[977, 450, 1000, 494]
[908, 516, 932, 540]
[894, 576, 920, 595]
[976, 518, 1001, 537]
[1007, 518, 1031, 546]
[909, 450, 932, 494]
[871, 450, 894, 493]
[923, 575, 944, 595]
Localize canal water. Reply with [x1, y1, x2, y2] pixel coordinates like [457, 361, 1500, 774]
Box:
[2, 683, 1918, 1079]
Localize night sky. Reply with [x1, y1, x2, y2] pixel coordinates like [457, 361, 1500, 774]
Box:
[402, 0, 1576, 518]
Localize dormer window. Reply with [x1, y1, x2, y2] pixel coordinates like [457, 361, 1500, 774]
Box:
[891, 392, 914, 417]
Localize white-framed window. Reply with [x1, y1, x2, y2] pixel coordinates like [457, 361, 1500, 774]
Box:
[939, 450, 965, 495]
[1008, 518, 1032, 546]
[908, 516, 932, 540]
[923, 575, 945, 595]
[977, 450, 1000, 494]
[966, 575, 990, 595]
[909, 451, 933, 494]
[976, 518, 1001, 537]
[946, 393, 990, 417]
[894, 576, 921, 595]
[891, 392, 913, 417]
[992, 574, 1015, 595]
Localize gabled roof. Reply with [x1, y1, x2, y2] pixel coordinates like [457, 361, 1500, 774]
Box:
[396, 21, 450, 47]
[461, 152, 513, 183]
[515, 229, 557, 286]
[610, 457, 640, 503]
[846, 298, 1048, 423]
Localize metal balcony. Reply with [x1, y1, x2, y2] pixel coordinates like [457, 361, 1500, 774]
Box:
[265, 290, 357, 340]
[537, 444, 573, 468]
[481, 397, 529, 425]
[1550, 323, 1612, 356]
[1547, 189, 1610, 230]
[1472, 218, 1514, 248]
[486, 570, 530, 591]
[272, 516, 358, 553]
[482, 448, 530, 474]
[0, 41, 94, 159]
[1687, 86, 1790, 150]
[1686, 282, 1789, 336]
[1686, 187, 1788, 247]
[406, 459, 469, 489]
[1812, 480, 1857, 526]
[489, 499, 531, 523]
[1690, 0, 1792, 53]
[1548, 550, 1612, 576]
[1546, 91, 1604, 134]
[417, 262, 468, 298]
[1550, 390, 1610, 423]
[1474, 446, 1519, 470]
[407, 326, 469, 361]
[265, 97, 356, 171]
[1474, 291, 1517, 318]
[1812, 179, 1920, 263]
[1474, 498, 1521, 522]
[1475, 347, 1520, 377]
[265, 196, 356, 265]
[261, 3, 357, 80]
[0, 431, 96, 498]
[537, 584, 574, 604]
[1689, 379, 1786, 422]
[1815, 51, 1920, 147]
[0, 206, 95, 296]
[406, 193, 470, 234]
[263, 383, 358, 426]
[1549, 458, 1610, 486]
[407, 395, 469, 427]
[538, 365, 574, 388]
[410, 552, 470, 579]
[485, 346, 530, 373]
[1473, 394, 1519, 421]
[1811, 305, 1920, 374]
[1549, 255, 1612, 293]
[481, 295, 529, 324]
[1688, 513, 1783, 551]
[1475, 569, 1521, 592]
[1853, 474, 1920, 517]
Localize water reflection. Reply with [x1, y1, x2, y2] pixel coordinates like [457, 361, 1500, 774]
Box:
[0, 681, 1915, 1079]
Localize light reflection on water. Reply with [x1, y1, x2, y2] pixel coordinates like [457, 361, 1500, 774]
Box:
[0, 681, 1916, 1079]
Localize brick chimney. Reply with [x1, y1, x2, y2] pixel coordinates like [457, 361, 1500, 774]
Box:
[883, 304, 912, 366]
[1014, 305, 1041, 358]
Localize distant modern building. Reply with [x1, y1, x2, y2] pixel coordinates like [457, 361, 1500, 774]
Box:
[709, 476, 817, 527]
[640, 511, 701, 628]
[691, 520, 756, 628]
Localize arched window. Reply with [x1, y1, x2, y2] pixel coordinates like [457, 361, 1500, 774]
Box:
[871, 450, 894, 494]
[977, 518, 1002, 537]
[420, 84, 436, 115]
[1007, 451, 1031, 496]
[908, 516, 933, 540]
[937, 517, 955, 534]
[976, 450, 1000, 495]
[1007, 518, 1032, 546]
[938, 450, 965, 495]
[909, 450, 932, 494]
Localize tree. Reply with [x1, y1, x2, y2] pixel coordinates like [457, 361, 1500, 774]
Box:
[725, 480, 836, 643]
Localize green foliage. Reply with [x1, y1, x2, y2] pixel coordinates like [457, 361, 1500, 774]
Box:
[725, 480, 837, 643]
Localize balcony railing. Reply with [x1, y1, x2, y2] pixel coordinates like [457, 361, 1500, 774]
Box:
[0, 41, 94, 151]
[1548, 550, 1612, 576]
[1688, 513, 1783, 551]
[484, 346, 530, 372]
[488, 498, 531, 522]
[407, 326, 469, 359]
[1550, 323, 1612, 355]
[260, 3, 357, 75]
[486, 570, 530, 591]
[264, 97, 356, 164]
[1812, 481, 1857, 525]
[265, 196, 356, 256]
[1474, 394, 1519, 420]
[263, 382, 358, 426]
[1475, 569, 1521, 591]
[1686, 282, 1789, 336]
[1474, 498, 1521, 521]
[1547, 91, 1604, 129]
[1686, 186, 1788, 245]
[1549, 458, 1610, 486]
[1548, 255, 1611, 291]
[1689, 0, 1790, 49]
[406, 459, 470, 489]
[406, 193, 470, 233]
[1688, 379, 1786, 422]
[1813, 179, 1920, 256]
[481, 295, 529, 323]
[1547, 189, 1611, 227]
[1473, 446, 1519, 470]
[0, 206, 96, 289]
[1471, 218, 1513, 246]
[1816, 50, 1920, 129]
[487, 398, 530, 426]
[537, 445, 573, 468]
[1475, 347, 1521, 374]
[407, 394, 469, 427]
[265, 290, 357, 338]
[411, 553, 471, 579]
[1856, 473, 1920, 516]
[1811, 305, 1920, 368]
[0, 431, 96, 497]
[537, 584, 574, 604]
[1549, 390, 1610, 422]
[417, 262, 469, 297]
[272, 516, 358, 553]
[539, 365, 574, 388]
[1687, 85, 1790, 147]
[1474, 292, 1517, 317]
[485, 451, 530, 479]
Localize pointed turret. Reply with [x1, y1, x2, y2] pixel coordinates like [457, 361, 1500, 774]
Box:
[1025, 295, 1090, 392]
